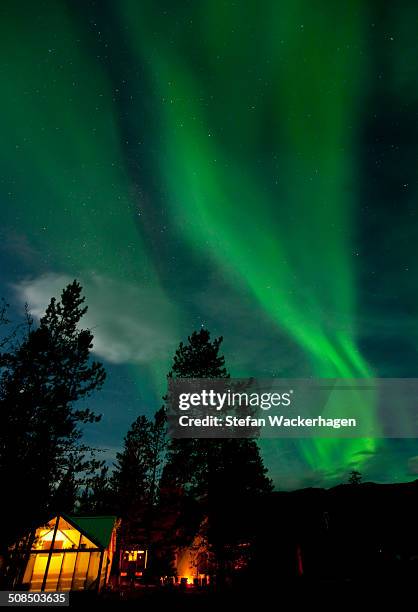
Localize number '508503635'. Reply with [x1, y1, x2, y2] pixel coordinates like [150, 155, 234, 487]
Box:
[5, 592, 67, 605]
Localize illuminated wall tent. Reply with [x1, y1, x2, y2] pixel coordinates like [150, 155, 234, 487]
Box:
[21, 514, 117, 592]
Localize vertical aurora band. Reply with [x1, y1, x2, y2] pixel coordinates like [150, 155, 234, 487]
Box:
[121, 0, 377, 470]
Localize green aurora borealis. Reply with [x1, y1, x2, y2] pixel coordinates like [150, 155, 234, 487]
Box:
[1, 1, 418, 488]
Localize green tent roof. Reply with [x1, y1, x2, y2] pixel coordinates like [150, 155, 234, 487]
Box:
[68, 515, 117, 549]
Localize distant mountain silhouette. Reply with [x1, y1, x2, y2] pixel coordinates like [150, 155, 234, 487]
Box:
[251, 480, 418, 583]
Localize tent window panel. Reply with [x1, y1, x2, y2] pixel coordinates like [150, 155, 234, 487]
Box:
[57, 552, 77, 591]
[28, 554, 49, 591]
[72, 552, 90, 591]
[85, 552, 101, 589]
[80, 534, 98, 549]
[56, 518, 81, 550]
[21, 554, 36, 588]
[44, 553, 64, 592]
[32, 519, 57, 551]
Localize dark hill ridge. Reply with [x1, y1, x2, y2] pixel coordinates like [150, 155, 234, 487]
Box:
[251, 480, 418, 580]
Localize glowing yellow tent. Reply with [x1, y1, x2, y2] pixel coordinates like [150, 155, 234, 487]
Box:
[21, 515, 117, 592]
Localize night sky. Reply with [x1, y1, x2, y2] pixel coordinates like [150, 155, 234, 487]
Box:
[1, 0, 418, 489]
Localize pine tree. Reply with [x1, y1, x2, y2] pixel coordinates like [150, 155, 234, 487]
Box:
[111, 409, 167, 555]
[348, 469, 362, 485]
[162, 329, 272, 578]
[77, 465, 113, 514]
[148, 407, 167, 507]
[111, 415, 153, 517]
[0, 281, 106, 555]
[51, 466, 77, 515]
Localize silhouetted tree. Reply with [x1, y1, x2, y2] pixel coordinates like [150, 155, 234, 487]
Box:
[148, 407, 167, 507]
[111, 408, 167, 557]
[112, 414, 152, 517]
[77, 464, 113, 514]
[161, 329, 272, 581]
[51, 466, 77, 514]
[348, 470, 362, 485]
[0, 281, 106, 561]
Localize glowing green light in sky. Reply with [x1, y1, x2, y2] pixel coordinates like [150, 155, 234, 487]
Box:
[122, 1, 377, 470]
[5, 0, 418, 485]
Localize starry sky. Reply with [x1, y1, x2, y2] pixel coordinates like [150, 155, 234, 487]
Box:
[1, 0, 418, 489]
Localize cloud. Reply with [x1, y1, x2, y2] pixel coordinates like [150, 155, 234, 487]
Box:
[12, 272, 177, 365]
[0, 229, 39, 264]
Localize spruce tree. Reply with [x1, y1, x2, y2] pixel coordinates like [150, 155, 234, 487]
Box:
[162, 329, 272, 578]
[348, 469, 362, 485]
[77, 465, 112, 514]
[111, 409, 167, 552]
[0, 281, 106, 555]
[112, 415, 153, 518]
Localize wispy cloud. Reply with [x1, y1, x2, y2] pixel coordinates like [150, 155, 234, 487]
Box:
[0, 229, 39, 264]
[12, 272, 177, 365]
